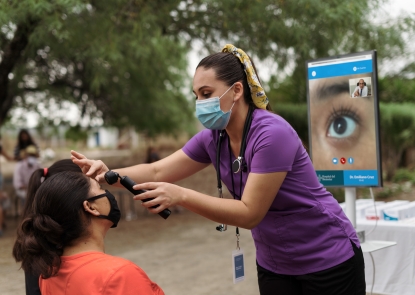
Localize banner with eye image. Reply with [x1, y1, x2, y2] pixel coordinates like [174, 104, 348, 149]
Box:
[306, 51, 382, 187]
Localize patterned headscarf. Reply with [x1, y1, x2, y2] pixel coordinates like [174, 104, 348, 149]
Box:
[222, 44, 269, 110]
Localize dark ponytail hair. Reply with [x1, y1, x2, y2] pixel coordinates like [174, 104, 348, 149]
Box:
[13, 171, 91, 278]
[21, 159, 82, 218]
[197, 52, 273, 111]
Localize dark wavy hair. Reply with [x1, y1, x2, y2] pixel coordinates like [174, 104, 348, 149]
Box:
[197, 51, 273, 111]
[12, 170, 91, 278]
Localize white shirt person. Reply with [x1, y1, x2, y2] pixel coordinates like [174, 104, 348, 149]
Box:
[352, 79, 368, 97]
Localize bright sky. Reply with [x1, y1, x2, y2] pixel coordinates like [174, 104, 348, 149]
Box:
[381, 0, 415, 16]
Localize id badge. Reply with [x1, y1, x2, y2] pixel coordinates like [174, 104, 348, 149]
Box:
[232, 249, 245, 284]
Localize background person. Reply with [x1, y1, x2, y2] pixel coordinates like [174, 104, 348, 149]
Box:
[72, 44, 365, 295]
[13, 145, 41, 212]
[14, 129, 39, 161]
[13, 170, 164, 295]
[352, 79, 368, 97]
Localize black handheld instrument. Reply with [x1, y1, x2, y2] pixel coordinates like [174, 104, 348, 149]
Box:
[104, 170, 171, 219]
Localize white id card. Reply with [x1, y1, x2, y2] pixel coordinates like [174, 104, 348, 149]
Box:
[232, 249, 245, 284]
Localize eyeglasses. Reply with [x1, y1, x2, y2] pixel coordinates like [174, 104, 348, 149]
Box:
[359, 82, 364, 85]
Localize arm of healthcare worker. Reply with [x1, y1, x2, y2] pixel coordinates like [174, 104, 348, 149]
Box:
[132, 170, 286, 229]
[71, 149, 286, 229]
[71, 149, 209, 185]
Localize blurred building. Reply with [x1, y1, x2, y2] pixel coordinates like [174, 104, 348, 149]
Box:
[87, 127, 139, 149]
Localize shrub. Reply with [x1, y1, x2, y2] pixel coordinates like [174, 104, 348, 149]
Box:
[380, 103, 415, 180]
[392, 168, 415, 183]
[273, 103, 308, 144]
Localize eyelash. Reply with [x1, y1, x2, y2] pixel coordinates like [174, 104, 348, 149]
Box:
[194, 93, 212, 100]
[326, 105, 361, 130]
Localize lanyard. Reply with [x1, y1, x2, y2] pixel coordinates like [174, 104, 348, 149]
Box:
[228, 138, 243, 200]
[215, 106, 253, 234]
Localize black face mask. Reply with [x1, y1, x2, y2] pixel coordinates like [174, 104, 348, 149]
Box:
[87, 190, 121, 228]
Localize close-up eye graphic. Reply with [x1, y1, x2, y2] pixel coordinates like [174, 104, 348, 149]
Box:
[326, 107, 360, 139]
[327, 116, 357, 138]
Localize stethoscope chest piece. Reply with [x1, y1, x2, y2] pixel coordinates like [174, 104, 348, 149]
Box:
[216, 224, 227, 232]
[232, 157, 242, 173]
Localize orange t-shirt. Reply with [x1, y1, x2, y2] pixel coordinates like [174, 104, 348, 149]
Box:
[39, 251, 164, 295]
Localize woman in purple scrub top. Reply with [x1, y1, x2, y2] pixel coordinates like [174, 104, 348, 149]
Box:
[72, 44, 365, 295]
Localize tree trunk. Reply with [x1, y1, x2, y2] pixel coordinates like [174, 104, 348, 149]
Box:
[0, 18, 39, 125]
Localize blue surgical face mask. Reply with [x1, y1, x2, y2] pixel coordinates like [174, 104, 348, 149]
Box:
[196, 84, 235, 130]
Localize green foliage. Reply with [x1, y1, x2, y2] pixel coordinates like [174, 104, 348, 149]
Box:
[327, 187, 345, 203]
[172, 0, 415, 107]
[272, 103, 308, 144]
[0, 0, 194, 136]
[375, 184, 403, 199]
[0, 0, 414, 138]
[392, 168, 415, 183]
[378, 64, 415, 103]
[379, 103, 415, 149]
[261, 0, 415, 104]
[65, 124, 88, 142]
[379, 103, 415, 179]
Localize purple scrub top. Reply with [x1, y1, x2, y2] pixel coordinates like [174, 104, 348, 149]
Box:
[182, 109, 360, 275]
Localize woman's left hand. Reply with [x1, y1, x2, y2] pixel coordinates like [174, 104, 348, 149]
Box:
[132, 182, 185, 213]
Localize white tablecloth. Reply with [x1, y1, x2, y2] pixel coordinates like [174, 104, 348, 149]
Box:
[356, 219, 415, 295]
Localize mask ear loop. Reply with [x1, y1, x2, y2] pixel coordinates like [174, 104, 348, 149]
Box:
[218, 83, 236, 100]
[218, 83, 236, 113]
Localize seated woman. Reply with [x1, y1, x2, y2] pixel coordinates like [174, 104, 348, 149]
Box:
[14, 159, 95, 294]
[13, 170, 164, 295]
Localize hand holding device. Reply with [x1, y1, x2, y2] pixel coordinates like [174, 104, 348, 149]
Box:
[104, 170, 171, 219]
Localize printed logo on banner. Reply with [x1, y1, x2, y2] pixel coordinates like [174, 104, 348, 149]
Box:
[317, 171, 344, 186]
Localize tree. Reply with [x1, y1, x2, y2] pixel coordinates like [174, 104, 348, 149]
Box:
[0, 0, 413, 136]
[0, 0, 194, 136]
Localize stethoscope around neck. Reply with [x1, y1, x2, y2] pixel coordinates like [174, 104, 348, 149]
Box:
[215, 106, 254, 232]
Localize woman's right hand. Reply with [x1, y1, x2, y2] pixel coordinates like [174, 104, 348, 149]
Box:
[70, 150, 109, 183]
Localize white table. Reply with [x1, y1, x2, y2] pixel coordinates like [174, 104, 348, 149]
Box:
[356, 219, 415, 295]
[361, 240, 396, 253]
